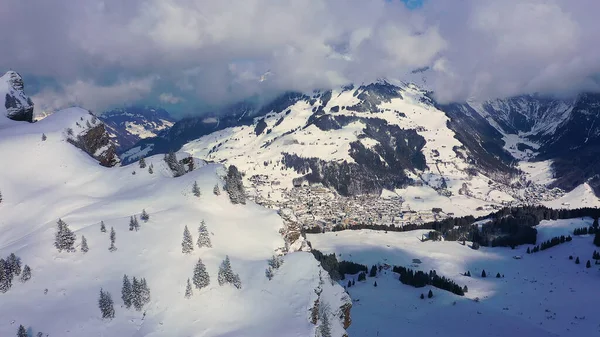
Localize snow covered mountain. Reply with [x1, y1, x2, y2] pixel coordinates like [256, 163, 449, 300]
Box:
[99, 106, 175, 153]
[0, 107, 350, 336]
[0, 71, 34, 122]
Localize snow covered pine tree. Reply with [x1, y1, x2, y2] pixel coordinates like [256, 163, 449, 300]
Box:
[185, 278, 193, 298]
[197, 221, 212, 248]
[98, 289, 115, 319]
[54, 219, 76, 252]
[192, 181, 201, 197]
[122, 274, 133, 309]
[218, 255, 241, 289]
[182, 225, 194, 254]
[193, 258, 210, 289]
[224, 165, 245, 204]
[109, 227, 117, 252]
[81, 235, 89, 253]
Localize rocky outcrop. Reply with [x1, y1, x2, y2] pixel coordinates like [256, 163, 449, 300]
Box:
[66, 114, 120, 167]
[1, 71, 34, 122]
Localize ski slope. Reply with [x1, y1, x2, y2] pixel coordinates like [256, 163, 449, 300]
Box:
[0, 109, 348, 337]
[307, 219, 600, 337]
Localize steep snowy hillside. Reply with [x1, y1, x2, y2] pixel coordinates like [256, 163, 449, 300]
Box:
[307, 218, 600, 337]
[0, 71, 34, 123]
[100, 106, 175, 153]
[0, 108, 349, 336]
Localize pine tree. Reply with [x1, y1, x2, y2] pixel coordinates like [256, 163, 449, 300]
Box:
[347, 280, 352, 288]
[319, 309, 332, 337]
[213, 184, 221, 196]
[100, 221, 106, 233]
[129, 216, 140, 231]
[428, 289, 433, 298]
[481, 270, 487, 278]
[466, 271, 471, 277]
[148, 164, 154, 174]
[122, 274, 133, 309]
[463, 285, 468, 293]
[165, 151, 186, 177]
[0, 189, 2, 203]
[140, 278, 151, 306]
[132, 277, 143, 311]
[586, 260, 591, 268]
[594, 231, 600, 247]
[357, 272, 366, 282]
[17, 324, 27, 337]
[185, 278, 193, 298]
[0, 263, 10, 292]
[373, 281, 378, 287]
[420, 293, 424, 299]
[218, 255, 241, 288]
[98, 289, 115, 319]
[6, 253, 21, 276]
[81, 235, 89, 253]
[41, 133, 47, 141]
[496, 272, 501, 278]
[267, 255, 283, 270]
[139, 157, 147, 169]
[224, 165, 246, 204]
[265, 267, 274, 280]
[526, 247, 531, 254]
[140, 209, 150, 222]
[575, 257, 580, 264]
[54, 219, 76, 252]
[109, 227, 117, 252]
[192, 181, 201, 197]
[197, 221, 212, 248]
[182, 226, 194, 254]
[369, 265, 377, 277]
[193, 258, 210, 289]
[20, 265, 31, 283]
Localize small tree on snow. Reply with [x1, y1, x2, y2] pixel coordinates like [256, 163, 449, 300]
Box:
[197, 221, 212, 248]
[81, 235, 89, 253]
[109, 227, 117, 252]
[0, 189, 2, 203]
[100, 221, 106, 233]
[41, 133, 47, 141]
[185, 278, 193, 298]
[6, 253, 22, 276]
[213, 184, 221, 196]
[192, 181, 201, 197]
[17, 325, 27, 337]
[132, 277, 142, 310]
[318, 305, 332, 337]
[218, 255, 241, 289]
[140, 278, 151, 306]
[0, 261, 11, 293]
[54, 219, 76, 252]
[148, 164, 154, 174]
[193, 258, 210, 289]
[140, 209, 150, 222]
[98, 288, 115, 319]
[129, 215, 140, 231]
[139, 157, 147, 169]
[20, 265, 31, 283]
[122, 274, 133, 309]
[182, 226, 194, 254]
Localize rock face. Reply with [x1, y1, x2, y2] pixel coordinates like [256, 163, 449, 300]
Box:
[1, 71, 34, 122]
[65, 112, 120, 167]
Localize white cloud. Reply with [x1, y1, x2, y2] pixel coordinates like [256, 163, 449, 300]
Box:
[159, 93, 184, 104]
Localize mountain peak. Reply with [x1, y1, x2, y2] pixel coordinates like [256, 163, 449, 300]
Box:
[0, 70, 34, 122]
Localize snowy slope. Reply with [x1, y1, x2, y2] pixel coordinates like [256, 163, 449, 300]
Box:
[307, 220, 600, 337]
[0, 71, 34, 123]
[0, 108, 349, 336]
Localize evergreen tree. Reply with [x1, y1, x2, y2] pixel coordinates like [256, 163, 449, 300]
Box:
[185, 278, 193, 298]
[54, 219, 76, 252]
[594, 231, 600, 247]
[586, 260, 591, 268]
[193, 258, 210, 289]
[197, 221, 212, 248]
[481, 270, 487, 278]
[575, 257, 580, 264]
[265, 267, 274, 280]
[373, 281, 378, 287]
[496, 272, 501, 278]
[319, 307, 332, 337]
[129, 215, 140, 231]
[0, 189, 2, 203]
[182, 226, 194, 254]
[224, 165, 246, 204]
[347, 280, 352, 288]
[357, 272, 366, 282]
[132, 277, 143, 311]
[352, 279, 355, 286]
[526, 247, 531, 254]
[267, 255, 283, 270]
[164, 151, 186, 177]
[218, 255, 241, 288]
[148, 164, 154, 174]
[140, 209, 150, 222]
[428, 289, 433, 298]
[100, 221, 106, 233]
[420, 293, 424, 299]
[6, 253, 22, 276]
[109, 227, 117, 252]
[463, 285, 468, 293]
[81, 235, 89, 253]
[139, 157, 147, 169]
[192, 181, 201, 197]
[17, 324, 27, 337]
[20, 265, 31, 283]
[369, 265, 377, 277]
[42, 133, 47, 141]
[98, 289, 115, 319]
[593, 217, 599, 229]
[140, 278, 151, 306]
[466, 271, 471, 277]
[213, 184, 221, 196]
[122, 274, 133, 309]
[0, 263, 11, 292]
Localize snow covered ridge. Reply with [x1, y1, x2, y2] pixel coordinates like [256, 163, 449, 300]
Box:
[0, 111, 350, 336]
[0, 71, 34, 122]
